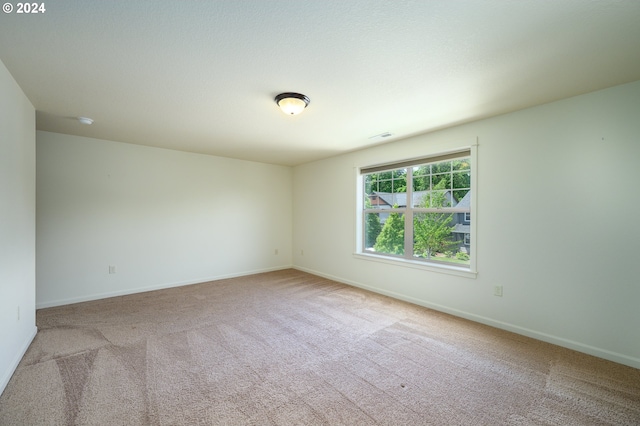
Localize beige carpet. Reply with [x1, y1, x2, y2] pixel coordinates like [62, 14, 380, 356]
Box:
[1, 269, 639, 425]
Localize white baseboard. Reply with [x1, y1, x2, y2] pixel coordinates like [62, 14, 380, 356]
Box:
[0, 326, 37, 396]
[36, 265, 293, 309]
[293, 266, 640, 370]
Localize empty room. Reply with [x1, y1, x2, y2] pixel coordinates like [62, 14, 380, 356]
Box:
[1, 1, 639, 424]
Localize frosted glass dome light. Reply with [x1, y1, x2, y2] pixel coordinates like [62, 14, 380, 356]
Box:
[274, 93, 310, 115]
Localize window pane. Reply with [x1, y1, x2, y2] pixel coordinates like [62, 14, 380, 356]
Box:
[377, 178, 393, 192]
[418, 190, 451, 208]
[364, 168, 407, 209]
[364, 174, 374, 196]
[453, 189, 470, 207]
[365, 211, 405, 255]
[412, 174, 430, 192]
[412, 158, 470, 207]
[364, 212, 383, 250]
[378, 171, 392, 180]
[413, 164, 430, 177]
[412, 190, 427, 208]
[392, 169, 407, 194]
[364, 170, 406, 194]
[413, 212, 470, 265]
[431, 173, 450, 189]
[452, 170, 470, 189]
[452, 158, 470, 171]
[432, 162, 452, 174]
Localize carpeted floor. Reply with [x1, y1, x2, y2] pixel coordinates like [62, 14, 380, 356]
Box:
[1, 269, 639, 425]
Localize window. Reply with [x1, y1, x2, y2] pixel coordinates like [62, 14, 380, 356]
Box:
[360, 150, 472, 269]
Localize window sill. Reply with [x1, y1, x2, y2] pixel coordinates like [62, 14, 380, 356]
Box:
[353, 252, 477, 279]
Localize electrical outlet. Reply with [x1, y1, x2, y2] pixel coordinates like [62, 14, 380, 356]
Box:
[300, 249, 304, 256]
[274, 249, 279, 255]
[17, 306, 20, 321]
[109, 265, 116, 274]
[494, 285, 503, 297]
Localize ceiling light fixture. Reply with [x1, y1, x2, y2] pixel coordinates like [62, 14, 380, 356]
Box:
[274, 92, 310, 115]
[77, 116, 94, 125]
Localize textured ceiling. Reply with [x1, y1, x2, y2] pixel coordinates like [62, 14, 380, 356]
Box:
[1, 1, 640, 166]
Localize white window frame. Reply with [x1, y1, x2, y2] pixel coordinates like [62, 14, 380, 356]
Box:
[354, 145, 477, 278]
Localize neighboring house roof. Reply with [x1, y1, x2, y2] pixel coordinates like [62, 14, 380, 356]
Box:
[455, 191, 471, 209]
[373, 192, 409, 207]
[371, 190, 464, 208]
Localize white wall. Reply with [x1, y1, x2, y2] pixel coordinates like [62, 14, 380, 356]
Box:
[37, 132, 292, 307]
[0, 60, 37, 395]
[293, 80, 640, 369]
